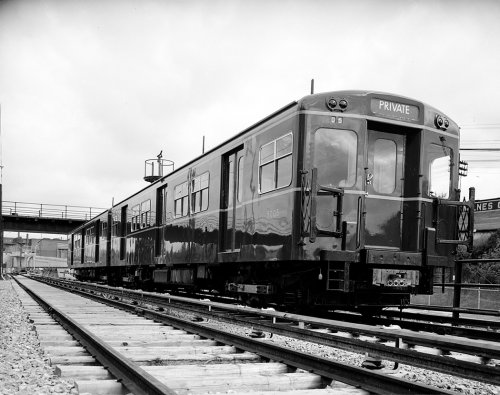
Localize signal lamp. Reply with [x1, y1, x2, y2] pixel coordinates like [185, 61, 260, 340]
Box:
[459, 160, 468, 177]
[435, 115, 449, 130]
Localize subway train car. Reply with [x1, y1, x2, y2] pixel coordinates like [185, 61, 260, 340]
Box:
[68, 90, 474, 310]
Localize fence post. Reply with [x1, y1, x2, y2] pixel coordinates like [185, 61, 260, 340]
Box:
[452, 260, 463, 320]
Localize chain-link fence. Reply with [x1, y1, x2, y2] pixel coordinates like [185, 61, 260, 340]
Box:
[412, 286, 500, 310]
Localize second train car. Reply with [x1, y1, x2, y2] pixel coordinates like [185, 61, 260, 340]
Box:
[68, 90, 474, 311]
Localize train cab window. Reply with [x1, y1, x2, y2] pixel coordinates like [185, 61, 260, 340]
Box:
[192, 172, 209, 214]
[141, 200, 151, 228]
[428, 144, 452, 199]
[259, 132, 293, 193]
[373, 139, 397, 194]
[314, 128, 357, 188]
[174, 182, 189, 217]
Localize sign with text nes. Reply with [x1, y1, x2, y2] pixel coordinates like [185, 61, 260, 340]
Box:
[371, 98, 419, 121]
[476, 199, 500, 212]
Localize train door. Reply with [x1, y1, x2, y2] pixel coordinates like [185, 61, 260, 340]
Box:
[364, 127, 405, 249]
[155, 185, 167, 257]
[119, 205, 127, 260]
[220, 146, 244, 252]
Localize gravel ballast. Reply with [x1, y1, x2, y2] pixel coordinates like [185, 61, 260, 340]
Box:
[0, 279, 77, 395]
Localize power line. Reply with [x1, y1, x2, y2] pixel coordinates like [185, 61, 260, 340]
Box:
[460, 148, 500, 151]
[461, 124, 500, 128]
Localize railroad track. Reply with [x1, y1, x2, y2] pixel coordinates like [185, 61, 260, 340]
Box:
[20, 276, 500, 390]
[13, 276, 455, 395]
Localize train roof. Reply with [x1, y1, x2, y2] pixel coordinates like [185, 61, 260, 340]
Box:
[298, 90, 459, 135]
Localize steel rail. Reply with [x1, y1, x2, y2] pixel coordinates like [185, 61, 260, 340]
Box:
[37, 276, 500, 387]
[323, 311, 500, 343]
[380, 309, 500, 329]
[408, 303, 500, 315]
[36, 279, 453, 395]
[14, 277, 177, 395]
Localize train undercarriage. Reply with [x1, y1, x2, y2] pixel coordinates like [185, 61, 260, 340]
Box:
[74, 259, 435, 312]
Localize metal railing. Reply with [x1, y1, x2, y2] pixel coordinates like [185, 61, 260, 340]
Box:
[2, 201, 107, 221]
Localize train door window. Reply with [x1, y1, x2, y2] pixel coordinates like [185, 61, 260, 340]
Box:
[221, 146, 244, 252]
[314, 128, 357, 187]
[131, 205, 140, 231]
[111, 210, 119, 237]
[174, 182, 189, 217]
[163, 190, 168, 224]
[259, 132, 293, 193]
[192, 172, 209, 214]
[373, 139, 397, 194]
[141, 200, 151, 228]
[70, 235, 75, 265]
[101, 221, 107, 240]
[237, 157, 244, 202]
[428, 144, 452, 199]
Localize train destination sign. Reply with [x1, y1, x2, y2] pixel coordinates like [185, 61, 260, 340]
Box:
[371, 98, 419, 121]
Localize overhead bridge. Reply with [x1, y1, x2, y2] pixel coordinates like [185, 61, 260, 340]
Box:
[1, 201, 107, 234]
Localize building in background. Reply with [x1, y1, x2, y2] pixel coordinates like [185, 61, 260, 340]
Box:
[2, 235, 68, 274]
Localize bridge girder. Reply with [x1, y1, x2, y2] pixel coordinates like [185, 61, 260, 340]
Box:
[1, 215, 85, 234]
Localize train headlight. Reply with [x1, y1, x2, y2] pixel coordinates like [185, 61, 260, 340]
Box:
[326, 97, 337, 110]
[339, 99, 348, 109]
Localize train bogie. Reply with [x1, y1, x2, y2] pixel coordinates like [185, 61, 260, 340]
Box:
[68, 90, 474, 310]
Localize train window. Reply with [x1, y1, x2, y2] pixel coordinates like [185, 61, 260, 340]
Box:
[162, 190, 168, 224]
[131, 205, 140, 231]
[237, 157, 244, 202]
[259, 132, 293, 193]
[74, 234, 81, 250]
[174, 182, 189, 217]
[141, 200, 151, 228]
[101, 222, 107, 239]
[428, 144, 452, 199]
[111, 211, 119, 237]
[314, 128, 357, 188]
[192, 172, 209, 213]
[85, 227, 95, 245]
[373, 139, 397, 194]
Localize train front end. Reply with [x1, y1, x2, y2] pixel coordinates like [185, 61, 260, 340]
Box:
[297, 91, 474, 309]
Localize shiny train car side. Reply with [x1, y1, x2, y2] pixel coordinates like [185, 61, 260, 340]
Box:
[68, 90, 474, 310]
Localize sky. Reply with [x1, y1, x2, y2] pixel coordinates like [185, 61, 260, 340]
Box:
[1, 0, 500, 239]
